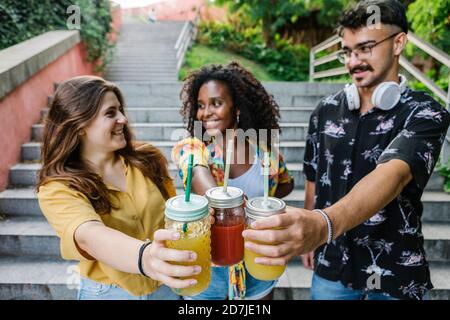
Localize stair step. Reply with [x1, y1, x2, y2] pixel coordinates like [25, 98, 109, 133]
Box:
[31, 122, 310, 142]
[20, 140, 307, 163]
[41, 107, 317, 122]
[10, 148, 444, 191]
[1, 188, 450, 223]
[116, 95, 325, 110]
[0, 217, 58, 257]
[110, 82, 345, 97]
[0, 255, 448, 300]
[9, 163, 302, 190]
[0, 256, 77, 299]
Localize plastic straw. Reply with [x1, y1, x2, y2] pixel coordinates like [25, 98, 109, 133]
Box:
[185, 154, 194, 202]
[263, 152, 270, 206]
[223, 139, 234, 193]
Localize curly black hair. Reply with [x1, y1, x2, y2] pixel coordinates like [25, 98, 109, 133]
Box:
[180, 61, 281, 148]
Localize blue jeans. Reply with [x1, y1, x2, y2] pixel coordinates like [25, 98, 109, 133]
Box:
[78, 277, 181, 300]
[185, 266, 276, 300]
[311, 273, 430, 300]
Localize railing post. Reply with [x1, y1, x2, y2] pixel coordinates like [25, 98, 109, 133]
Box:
[447, 79, 450, 110]
[443, 83, 450, 164]
[309, 49, 315, 82]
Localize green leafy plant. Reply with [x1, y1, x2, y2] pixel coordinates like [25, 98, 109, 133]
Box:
[0, 0, 115, 72]
[438, 160, 450, 193]
[197, 21, 309, 81]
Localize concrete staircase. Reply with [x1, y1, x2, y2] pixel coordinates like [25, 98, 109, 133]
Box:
[2, 81, 450, 300]
[105, 16, 185, 82]
[1, 20, 449, 300]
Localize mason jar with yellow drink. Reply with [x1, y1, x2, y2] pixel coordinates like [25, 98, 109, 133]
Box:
[244, 196, 287, 281]
[165, 194, 211, 296]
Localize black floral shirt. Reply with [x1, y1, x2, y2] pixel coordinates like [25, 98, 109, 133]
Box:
[303, 87, 450, 300]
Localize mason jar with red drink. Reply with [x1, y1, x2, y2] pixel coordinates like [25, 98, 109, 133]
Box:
[205, 186, 245, 266]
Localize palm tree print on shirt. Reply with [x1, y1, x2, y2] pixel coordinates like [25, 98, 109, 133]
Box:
[323, 120, 346, 138]
[361, 144, 384, 163]
[364, 209, 387, 226]
[370, 115, 396, 135]
[320, 149, 334, 186]
[413, 106, 442, 123]
[417, 142, 435, 175]
[354, 236, 395, 277]
[397, 251, 425, 267]
[400, 281, 429, 300]
[397, 195, 419, 236]
[340, 159, 352, 180]
[322, 92, 340, 106]
[305, 116, 319, 170]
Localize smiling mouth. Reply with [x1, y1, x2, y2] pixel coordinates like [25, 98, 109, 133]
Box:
[203, 120, 221, 128]
[112, 128, 124, 136]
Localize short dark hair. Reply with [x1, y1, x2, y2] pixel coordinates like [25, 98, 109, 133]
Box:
[336, 0, 408, 36]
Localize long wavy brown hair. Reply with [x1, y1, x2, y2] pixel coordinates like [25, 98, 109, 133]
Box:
[37, 75, 172, 215]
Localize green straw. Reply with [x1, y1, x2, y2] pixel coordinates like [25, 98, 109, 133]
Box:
[223, 139, 234, 193]
[185, 153, 194, 202]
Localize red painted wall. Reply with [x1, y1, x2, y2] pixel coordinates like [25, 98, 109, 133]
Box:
[0, 43, 95, 191]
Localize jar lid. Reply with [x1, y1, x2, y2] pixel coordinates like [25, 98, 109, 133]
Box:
[165, 194, 209, 222]
[205, 186, 244, 209]
[245, 197, 286, 220]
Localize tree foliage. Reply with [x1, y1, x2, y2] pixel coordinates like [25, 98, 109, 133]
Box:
[216, 0, 350, 48]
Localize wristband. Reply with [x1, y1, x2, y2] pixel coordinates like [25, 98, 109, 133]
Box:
[138, 239, 152, 277]
[313, 209, 333, 245]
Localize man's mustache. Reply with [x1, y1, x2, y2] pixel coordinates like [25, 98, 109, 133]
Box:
[350, 65, 373, 74]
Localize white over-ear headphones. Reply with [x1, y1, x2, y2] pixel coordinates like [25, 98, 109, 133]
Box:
[344, 74, 407, 111]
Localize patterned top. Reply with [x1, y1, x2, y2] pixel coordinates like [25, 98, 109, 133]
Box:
[303, 87, 450, 300]
[171, 137, 293, 196]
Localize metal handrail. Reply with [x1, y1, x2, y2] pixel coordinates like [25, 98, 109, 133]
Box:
[309, 31, 450, 109]
[174, 7, 201, 72]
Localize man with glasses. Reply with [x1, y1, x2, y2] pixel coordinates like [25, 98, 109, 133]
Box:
[242, 0, 450, 300]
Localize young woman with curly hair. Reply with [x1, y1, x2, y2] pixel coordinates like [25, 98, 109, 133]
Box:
[37, 76, 202, 300]
[172, 62, 295, 300]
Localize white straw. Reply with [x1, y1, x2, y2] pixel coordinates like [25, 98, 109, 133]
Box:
[223, 139, 234, 193]
[263, 152, 270, 206]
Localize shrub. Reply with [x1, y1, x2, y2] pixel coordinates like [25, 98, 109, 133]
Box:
[197, 21, 309, 81]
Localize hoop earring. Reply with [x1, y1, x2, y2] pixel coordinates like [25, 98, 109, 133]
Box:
[237, 114, 240, 125]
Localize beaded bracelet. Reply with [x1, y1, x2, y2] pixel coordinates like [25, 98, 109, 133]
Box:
[313, 209, 334, 245]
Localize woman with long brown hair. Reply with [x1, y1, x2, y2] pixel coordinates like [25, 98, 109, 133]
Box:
[37, 75, 200, 300]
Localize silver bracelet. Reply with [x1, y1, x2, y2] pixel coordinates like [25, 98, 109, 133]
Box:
[313, 209, 333, 245]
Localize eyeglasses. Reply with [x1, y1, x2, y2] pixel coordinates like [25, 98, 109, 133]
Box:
[337, 32, 401, 64]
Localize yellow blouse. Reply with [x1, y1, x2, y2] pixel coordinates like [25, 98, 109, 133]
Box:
[37, 156, 176, 296]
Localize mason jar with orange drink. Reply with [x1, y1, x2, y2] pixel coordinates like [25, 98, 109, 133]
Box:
[244, 196, 287, 281]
